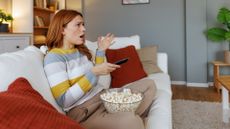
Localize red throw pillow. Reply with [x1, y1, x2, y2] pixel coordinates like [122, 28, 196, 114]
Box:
[106, 45, 147, 88]
[0, 77, 84, 129]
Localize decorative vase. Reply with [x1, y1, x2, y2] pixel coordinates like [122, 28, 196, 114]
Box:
[0, 23, 9, 32]
[224, 50, 230, 64]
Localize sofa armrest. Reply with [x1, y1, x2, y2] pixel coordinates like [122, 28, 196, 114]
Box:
[157, 53, 168, 73]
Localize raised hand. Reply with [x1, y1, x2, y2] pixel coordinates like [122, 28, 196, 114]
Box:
[97, 33, 114, 51]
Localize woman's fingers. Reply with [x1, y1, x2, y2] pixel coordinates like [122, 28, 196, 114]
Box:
[92, 63, 120, 75]
[97, 34, 114, 50]
[98, 36, 101, 40]
[106, 33, 113, 37]
[101, 63, 120, 74]
[106, 63, 120, 72]
[105, 33, 114, 41]
[107, 63, 120, 68]
[106, 33, 111, 37]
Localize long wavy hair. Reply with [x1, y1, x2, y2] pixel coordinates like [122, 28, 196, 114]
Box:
[46, 9, 92, 60]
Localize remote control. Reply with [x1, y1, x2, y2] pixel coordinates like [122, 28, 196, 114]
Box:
[114, 58, 129, 65]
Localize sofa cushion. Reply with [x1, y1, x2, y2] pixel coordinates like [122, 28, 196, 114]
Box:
[0, 77, 83, 129]
[109, 35, 140, 49]
[85, 40, 98, 53]
[146, 89, 172, 129]
[85, 35, 140, 52]
[0, 46, 64, 113]
[137, 45, 162, 74]
[148, 73, 172, 95]
[106, 45, 147, 88]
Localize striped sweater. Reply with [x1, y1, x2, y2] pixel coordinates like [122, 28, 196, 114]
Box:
[44, 48, 105, 111]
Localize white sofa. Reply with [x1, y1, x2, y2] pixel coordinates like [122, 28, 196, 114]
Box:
[0, 35, 172, 129]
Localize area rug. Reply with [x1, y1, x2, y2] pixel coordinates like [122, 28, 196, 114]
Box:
[172, 99, 230, 129]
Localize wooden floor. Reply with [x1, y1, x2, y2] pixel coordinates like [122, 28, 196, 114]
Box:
[172, 85, 223, 102]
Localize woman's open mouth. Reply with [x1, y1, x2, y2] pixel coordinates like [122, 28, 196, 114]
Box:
[79, 34, 85, 40]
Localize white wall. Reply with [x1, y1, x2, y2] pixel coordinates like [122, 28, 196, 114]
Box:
[12, 0, 33, 33]
[0, 0, 11, 14]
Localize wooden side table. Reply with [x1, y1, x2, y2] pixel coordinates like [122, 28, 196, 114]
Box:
[211, 61, 230, 93]
[217, 75, 230, 123]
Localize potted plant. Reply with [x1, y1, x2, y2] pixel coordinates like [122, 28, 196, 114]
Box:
[206, 7, 230, 63]
[0, 9, 13, 32]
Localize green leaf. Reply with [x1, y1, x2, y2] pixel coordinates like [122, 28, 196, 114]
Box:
[217, 7, 230, 24]
[225, 32, 230, 41]
[227, 23, 230, 30]
[226, 13, 230, 24]
[0, 9, 13, 23]
[207, 28, 227, 42]
[6, 14, 13, 21]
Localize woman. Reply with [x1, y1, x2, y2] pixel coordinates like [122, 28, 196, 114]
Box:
[44, 9, 156, 129]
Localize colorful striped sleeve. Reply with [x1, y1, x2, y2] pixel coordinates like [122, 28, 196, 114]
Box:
[95, 49, 105, 64]
[44, 51, 97, 109]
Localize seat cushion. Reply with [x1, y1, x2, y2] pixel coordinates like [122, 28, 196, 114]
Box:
[0, 77, 83, 129]
[144, 72, 172, 129]
[106, 45, 147, 88]
[148, 73, 172, 95]
[146, 89, 172, 129]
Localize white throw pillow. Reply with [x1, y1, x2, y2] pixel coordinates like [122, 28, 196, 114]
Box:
[85, 35, 141, 51]
[85, 40, 98, 53]
[109, 35, 140, 49]
[0, 46, 64, 114]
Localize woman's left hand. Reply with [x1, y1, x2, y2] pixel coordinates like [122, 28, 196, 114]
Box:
[97, 33, 114, 51]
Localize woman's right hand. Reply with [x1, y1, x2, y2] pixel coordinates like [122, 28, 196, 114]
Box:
[91, 62, 120, 75]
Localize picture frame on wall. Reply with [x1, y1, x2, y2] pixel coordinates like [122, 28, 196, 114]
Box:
[122, 0, 150, 5]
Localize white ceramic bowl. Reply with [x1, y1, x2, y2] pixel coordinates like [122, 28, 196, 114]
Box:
[100, 88, 143, 113]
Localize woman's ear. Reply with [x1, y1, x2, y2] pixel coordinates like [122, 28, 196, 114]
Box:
[62, 28, 66, 35]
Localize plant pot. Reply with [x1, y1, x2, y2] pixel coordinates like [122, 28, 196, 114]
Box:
[0, 23, 9, 32]
[224, 50, 230, 64]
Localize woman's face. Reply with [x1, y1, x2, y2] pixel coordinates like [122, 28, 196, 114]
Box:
[62, 15, 86, 48]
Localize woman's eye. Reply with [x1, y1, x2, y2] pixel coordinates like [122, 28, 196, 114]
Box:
[74, 23, 84, 27]
[79, 23, 84, 27]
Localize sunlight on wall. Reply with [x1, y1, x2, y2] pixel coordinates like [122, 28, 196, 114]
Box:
[12, 0, 33, 33]
[58, 0, 66, 10]
[0, 0, 11, 13]
[66, 0, 82, 12]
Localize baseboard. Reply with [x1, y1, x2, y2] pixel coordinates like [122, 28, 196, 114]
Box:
[171, 81, 212, 87]
[186, 82, 209, 87]
[208, 82, 214, 87]
[171, 81, 186, 85]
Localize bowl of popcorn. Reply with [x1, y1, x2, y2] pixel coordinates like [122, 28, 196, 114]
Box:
[100, 88, 143, 113]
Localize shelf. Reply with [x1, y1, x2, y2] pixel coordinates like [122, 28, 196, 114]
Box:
[34, 1, 55, 47]
[34, 7, 55, 13]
